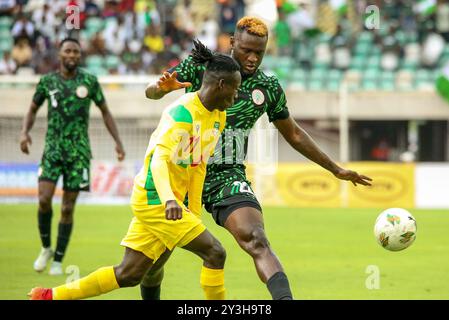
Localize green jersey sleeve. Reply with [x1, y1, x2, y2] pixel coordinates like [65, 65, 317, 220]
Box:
[266, 77, 289, 122]
[32, 76, 48, 107]
[169, 56, 204, 92]
[91, 76, 106, 106]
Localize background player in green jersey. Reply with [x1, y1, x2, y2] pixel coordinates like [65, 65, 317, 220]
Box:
[143, 17, 372, 300]
[19, 38, 125, 276]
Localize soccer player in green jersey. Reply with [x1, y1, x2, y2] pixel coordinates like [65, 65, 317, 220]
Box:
[143, 17, 372, 300]
[20, 38, 126, 276]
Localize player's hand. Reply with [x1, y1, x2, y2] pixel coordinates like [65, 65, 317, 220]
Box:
[334, 168, 373, 186]
[115, 144, 125, 162]
[165, 200, 183, 221]
[157, 71, 192, 94]
[20, 132, 32, 155]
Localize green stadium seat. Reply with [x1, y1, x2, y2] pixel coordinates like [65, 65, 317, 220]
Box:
[290, 68, 306, 81]
[84, 17, 105, 38]
[327, 78, 341, 91]
[308, 79, 324, 91]
[85, 55, 103, 68]
[328, 69, 343, 80]
[105, 55, 121, 70]
[0, 38, 13, 52]
[379, 80, 395, 91]
[0, 16, 13, 29]
[364, 68, 380, 80]
[361, 79, 378, 90]
[87, 65, 108, 76]
[358, 31, 373, 43]
[350, 56, 365, 70]
[415, 69, 432, 82]
[381, 71, 395, 81]
[309, 68, 326, 80]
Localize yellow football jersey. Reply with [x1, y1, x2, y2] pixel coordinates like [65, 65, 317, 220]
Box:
[131, 92, 225, 215]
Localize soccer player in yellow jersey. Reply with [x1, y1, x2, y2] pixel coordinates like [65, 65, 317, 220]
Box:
[28, 41, 241, 300]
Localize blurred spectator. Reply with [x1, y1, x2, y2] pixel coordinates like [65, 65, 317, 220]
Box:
[0, 0, 17, 16]
[102, 0, 120, 18]
[0, 51, 17, 74]
[85, 0, 102, 17]
[11, 36, 33, 67]
[218, 0, 240, 35]
[273, 9, 291, 56]
[32, 3, 56, 41]
[436, 0, 449, 42]
[11, 13, 35, 42]
[370, 138, 391, 161]
[197, 15, 219, 51]
[174, 0, 195, 38]
[421, 32, 445, 68]
[376, 23, 402, 71]
[330, 23, 353, 70]
[119, 0, 135, 13]
[88, 31, 107, 55]
[144, 24, 164, 54]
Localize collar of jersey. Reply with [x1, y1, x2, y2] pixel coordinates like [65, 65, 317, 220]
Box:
[194, 91, 214, 114]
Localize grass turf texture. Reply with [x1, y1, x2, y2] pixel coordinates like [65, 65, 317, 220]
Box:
[1, 204, 448, 300]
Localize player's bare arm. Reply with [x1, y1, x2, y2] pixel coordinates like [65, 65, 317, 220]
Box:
[273, 116, 372, 187]
[145, 71, 192, 100]
[97, 103, 125, 161]
[20, 102, 40, 154]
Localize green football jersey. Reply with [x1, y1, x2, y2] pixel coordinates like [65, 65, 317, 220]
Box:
[32, 68, 105, 161]
[173, 56, 290, 167]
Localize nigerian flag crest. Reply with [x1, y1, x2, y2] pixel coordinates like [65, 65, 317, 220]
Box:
[436, 63, 449, 104]
[415, 0, 436, 17]
[330, 0, 347, 15]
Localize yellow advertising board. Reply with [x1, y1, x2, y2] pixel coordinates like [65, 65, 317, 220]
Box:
[346, 162, 415, 208]
[246, 162, 415, 208]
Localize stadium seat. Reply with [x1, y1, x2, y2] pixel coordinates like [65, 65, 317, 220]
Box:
[327, 78, 341, 91]
[84, 17, 105, 38]
[85, 55, 104, 69]
[105, 55, 121, 70]
[361, 79, 378, 90]
[0, 38, 13, 52]
[379, 79, 395, 91]
[86, 66, 108, 76]
[308, 79, 324, 91]
[0, 16, 13, 29]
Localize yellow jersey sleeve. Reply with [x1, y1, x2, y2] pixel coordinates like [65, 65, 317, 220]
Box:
[150, 108, 193, 205]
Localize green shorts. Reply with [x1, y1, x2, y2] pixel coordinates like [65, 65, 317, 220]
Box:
[203, 164, 262, 226]
[38, 153, 90, 192]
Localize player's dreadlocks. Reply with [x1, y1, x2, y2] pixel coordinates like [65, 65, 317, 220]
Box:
[190, 39, 240, 74]
[235, 16, 268, 37]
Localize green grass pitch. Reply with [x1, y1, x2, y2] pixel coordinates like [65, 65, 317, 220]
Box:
[1, 204, 449, 300]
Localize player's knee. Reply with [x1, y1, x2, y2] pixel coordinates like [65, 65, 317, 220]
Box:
[38, 194, 52, 212]
[114, 265, 145, 288]
[61, 203, 75, 222]
[205, 240, 226, 268]
[241, 227, 270, 256]
[141, 267, 164, 287]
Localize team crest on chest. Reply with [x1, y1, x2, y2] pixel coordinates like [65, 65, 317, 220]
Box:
[76, 85, 88, 98]
[251, 89, 265, 106]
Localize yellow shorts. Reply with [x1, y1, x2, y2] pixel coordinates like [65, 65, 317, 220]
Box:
[120, 204, 206, 262]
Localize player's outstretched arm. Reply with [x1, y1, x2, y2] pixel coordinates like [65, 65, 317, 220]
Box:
[274, 116, 372, 187]
[145, 71, 192, 100]
[98, 103, 125, 161]
[20, 102, 40, 155]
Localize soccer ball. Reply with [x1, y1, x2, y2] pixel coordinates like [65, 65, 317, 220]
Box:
[374, 208, 417, 251]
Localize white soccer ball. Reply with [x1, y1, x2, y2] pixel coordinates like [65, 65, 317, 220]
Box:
[374, 208, 417, 251]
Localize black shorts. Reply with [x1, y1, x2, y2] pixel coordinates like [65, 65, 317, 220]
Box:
[204, 195, 263, 227]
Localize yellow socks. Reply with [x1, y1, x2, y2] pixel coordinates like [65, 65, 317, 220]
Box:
[53, 266, 119, 300]
[200, 266, 225, 300]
